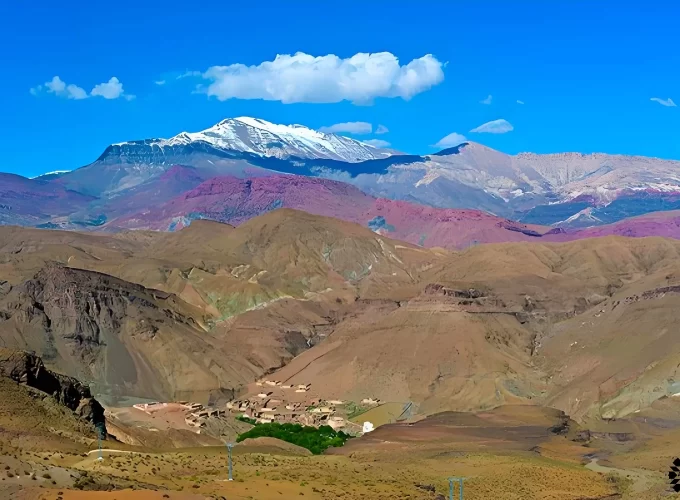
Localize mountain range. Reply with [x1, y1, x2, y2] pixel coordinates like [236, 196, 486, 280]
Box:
[4, 116, 680, 246]
[5, 117, 680, 498]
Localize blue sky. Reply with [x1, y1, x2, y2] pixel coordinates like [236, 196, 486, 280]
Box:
[1, 0, 679, 177]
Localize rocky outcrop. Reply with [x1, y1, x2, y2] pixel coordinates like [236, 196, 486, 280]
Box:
[10, 263, 187, 348]
[0, 347, 105, 432]
[0, 263, 202, 390]
[423, 283, 486, 299]
[0, 262, 245, 402]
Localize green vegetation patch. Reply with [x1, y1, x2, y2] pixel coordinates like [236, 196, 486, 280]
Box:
[236, 422, 350, 455]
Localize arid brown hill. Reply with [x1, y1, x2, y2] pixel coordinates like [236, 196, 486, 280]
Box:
[2, 210, 680, 423]
[0, 211, 440, 403]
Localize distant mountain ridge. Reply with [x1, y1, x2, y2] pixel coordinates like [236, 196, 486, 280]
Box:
[5, 116, 680, 240]
[86, 121, 680, 224]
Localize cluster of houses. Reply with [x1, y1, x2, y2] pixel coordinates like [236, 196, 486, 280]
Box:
[222, 379, 381, 431]
[182, 402, 227, 429]
[130, 381, 383, 435]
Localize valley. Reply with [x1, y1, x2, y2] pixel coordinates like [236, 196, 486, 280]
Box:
[3, 207, 680, 497]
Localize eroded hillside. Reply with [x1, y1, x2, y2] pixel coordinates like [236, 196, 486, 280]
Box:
[2, 210, 680, 423]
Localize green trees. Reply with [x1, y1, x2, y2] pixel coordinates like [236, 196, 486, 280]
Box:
[236, 423, 350, 454]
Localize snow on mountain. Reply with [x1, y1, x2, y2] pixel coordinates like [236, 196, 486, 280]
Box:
[40, 116, 680, 229]
[30, 170, 71, 179]
[114, 117, 394, 162]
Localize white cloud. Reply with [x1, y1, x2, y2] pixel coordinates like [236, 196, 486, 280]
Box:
[65, 84, 88, 100]
[364, 139, 391, 148]
[33, 76, 88, 100]
[434, 132, 467, 148]
[375, 124, 389, 134]
[155, 80, 166, 85]
[470, 119, 514, 134]
[480, 94, 492, 105]
[178, 70, 202, 79]
[124, 94, 136, 101]
[319, 121, 372, 134]
[31, 75, 132, 101]
[200, 51, 445, 104]
[91, 77, 124, 99]
[45, 76, 66, 94]
[650, 97, 676, 107]
[517, 100, 525, 105]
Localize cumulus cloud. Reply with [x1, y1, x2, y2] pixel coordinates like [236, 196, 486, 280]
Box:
[155, 80, 166, 85]
[44, 76, 66, 94]
[364, 139, 391, 148]
[517, 100, 525, 105]
[66, 84, 88, 100]
[319, 121, 372, 134]
[199, 52, 445, 104]
[480, 94, 492, 105]
[375, 124, 389, 134]
[31, 76, 88, 100]
[651, 97, 676, 107]
[434, 132, 467, 148]
[31, 75, 132, 100]
[470, 119, 514, 134]
[91, 77, 125, 99]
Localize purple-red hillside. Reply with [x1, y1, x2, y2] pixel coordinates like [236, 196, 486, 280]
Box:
[113, 174, 551, 249]
[0, 173, 94, 225]
[547, 210, 680, 241]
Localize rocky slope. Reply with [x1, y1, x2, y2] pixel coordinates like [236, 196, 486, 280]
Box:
[340, 142, 680, 222]
[3, 211, 680, 423]
[0, 347, 105, 429]
[263, 233, 680, 420]
[0, 212, 442, 403]
[0, 263, 238, 402]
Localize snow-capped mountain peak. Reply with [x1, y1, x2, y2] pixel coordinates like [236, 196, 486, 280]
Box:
[117, 117, 393, 162]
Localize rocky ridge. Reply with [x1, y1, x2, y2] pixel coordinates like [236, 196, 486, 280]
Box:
[0, 347, 105, 430]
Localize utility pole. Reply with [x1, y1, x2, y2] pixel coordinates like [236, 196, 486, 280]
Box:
[96, 423, 105, 462]
[226, 442, 234, 481]
[448, 477, 465, 500]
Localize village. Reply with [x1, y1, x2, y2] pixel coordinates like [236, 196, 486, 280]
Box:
[131, 379, 382, 437]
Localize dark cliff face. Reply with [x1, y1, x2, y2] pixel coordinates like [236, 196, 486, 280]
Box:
[0, 347, 106, 432]
[0, 262, 210, 401]
[16, 263, 172, 352]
